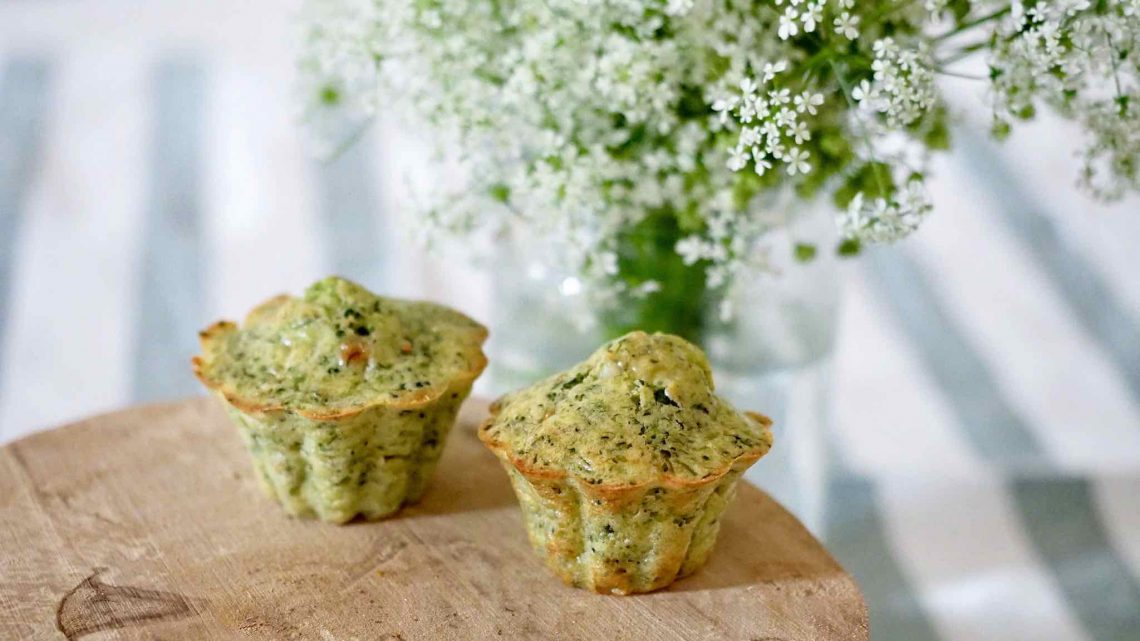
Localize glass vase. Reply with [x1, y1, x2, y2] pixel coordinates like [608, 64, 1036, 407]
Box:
[485, 203, 840, 534]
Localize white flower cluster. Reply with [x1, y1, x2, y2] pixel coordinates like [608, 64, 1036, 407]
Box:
[296, 0, 387, 155]
[298, 0, 1139, 307]
[839, 181, 933, 244]
[675, 192, 766, 287]
[990, 0, 1140, 199]
[774, 0, 826, 40]
[855, 38, 937, 128]
[715, 64, 824, 178]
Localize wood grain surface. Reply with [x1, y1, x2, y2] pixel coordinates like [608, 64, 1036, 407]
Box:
[0, 397, 868, 640]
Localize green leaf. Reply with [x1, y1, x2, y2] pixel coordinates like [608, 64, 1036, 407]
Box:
[489, 183, 511, 203]
[794, 243, 818, 263]
[923, 114, 952, 150]
[675, 200, 705, 233]
[319, 86, 340, 106]
[837, 238, 862, 257]
[950, 0, 972, 22]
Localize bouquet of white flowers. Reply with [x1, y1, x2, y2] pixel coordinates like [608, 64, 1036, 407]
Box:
[299, 0, 1139, 340]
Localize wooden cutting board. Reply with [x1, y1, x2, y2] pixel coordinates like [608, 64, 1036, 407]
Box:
[0, 397, 867, 640]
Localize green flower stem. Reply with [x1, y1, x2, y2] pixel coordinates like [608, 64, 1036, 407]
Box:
[936, 40, 991, 67]
[601, 212, 710, 345]
[934, 6, 1012, 42]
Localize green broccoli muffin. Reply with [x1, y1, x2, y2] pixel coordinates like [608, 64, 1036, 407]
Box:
[479, 331, 773, 594]
[193, 276, 487, 523]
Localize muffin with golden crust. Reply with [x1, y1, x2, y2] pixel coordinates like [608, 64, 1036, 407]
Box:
[478, 331, 773, 594]
[193, 276, 487, 523]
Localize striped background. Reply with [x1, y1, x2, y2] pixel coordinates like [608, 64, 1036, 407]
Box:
[2, 2, 1139, 639]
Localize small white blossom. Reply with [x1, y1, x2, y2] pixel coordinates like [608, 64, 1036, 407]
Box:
[769, 88, 792, 105]
[801, 2, 824, 33]
[794, 92, 824, 115]
[924, 0, 949, 15]
[762, 60, 788, 83]
[786, 148, 812, 175]
[665, 0, 695, 17]
[727, 147, 749, 171]
[778, 8, 800, 39]
[718, 298, 735, 322]
[834, 12, 861, 39]
[675, 235, 706, 265]
[598, 251, 619, 275]
[791, 121, 811, 144]
[711, 95, 738, 124]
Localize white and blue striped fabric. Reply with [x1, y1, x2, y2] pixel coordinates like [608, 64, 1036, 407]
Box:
[2, 2, 1138, 639]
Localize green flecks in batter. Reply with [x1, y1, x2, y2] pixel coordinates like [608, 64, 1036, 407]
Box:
[196, 276, 485, 414]
[486, 331, 772, 486]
